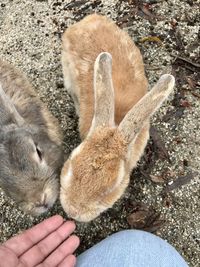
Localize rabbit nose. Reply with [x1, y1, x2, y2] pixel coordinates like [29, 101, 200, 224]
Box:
[43, 203, 49, 209]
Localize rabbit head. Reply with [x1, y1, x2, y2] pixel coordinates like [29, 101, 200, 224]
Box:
[60, 53, 175, 222]
[0, 84, 63, 215]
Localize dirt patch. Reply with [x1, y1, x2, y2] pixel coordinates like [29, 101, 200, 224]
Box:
[0, 0, 199, 266]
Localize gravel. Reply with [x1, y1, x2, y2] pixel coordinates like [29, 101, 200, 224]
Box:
[0, 0, 199, 266]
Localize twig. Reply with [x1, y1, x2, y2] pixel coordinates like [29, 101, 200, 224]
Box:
[64, 0, 88, 9]
[191, 91, 200, 99]
[176, 56, 200, 68]
[145, 65, 161, 70]
[183, 88, 200, 99]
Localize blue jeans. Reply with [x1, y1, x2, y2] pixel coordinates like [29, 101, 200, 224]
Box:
[76, 230, 188, 267]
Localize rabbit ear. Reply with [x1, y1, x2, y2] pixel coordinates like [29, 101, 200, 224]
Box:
[118, 74, 175, 143]
[0, 84, 24, 126]
[89, 52, 115, 134]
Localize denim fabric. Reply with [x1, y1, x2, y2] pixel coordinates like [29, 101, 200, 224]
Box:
[76, 230, 188, 267]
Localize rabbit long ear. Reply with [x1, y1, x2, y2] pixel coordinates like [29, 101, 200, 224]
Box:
[89, 52, 115, 134]
[0, 84, 24, 126]
[118, 74, 175, 143]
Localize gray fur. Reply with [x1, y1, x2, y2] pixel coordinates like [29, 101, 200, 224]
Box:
[0, 59, 63, 215]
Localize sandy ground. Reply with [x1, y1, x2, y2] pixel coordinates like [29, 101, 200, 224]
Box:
[0, 0, 199, 266]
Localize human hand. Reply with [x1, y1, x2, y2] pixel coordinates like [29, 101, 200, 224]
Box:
[0, 215, 79, 267]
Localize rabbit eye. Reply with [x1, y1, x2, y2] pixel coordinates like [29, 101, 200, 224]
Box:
[33, 142, 44, 164]
[36, 146, 43, 161]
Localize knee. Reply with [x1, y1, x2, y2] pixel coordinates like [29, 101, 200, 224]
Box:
[106, 229, 159, 244]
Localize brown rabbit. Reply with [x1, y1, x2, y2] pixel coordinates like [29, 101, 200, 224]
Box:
[0, 59, 63, 215]
[60, 14, 175, 222]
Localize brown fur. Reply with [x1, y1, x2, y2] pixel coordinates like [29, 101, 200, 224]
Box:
[60, 127, 129, 221]
[60, 14, 149, 222]
[60, 14, 174, 222]
[68, 128, 126, 194]
[62, 14, 148, 138]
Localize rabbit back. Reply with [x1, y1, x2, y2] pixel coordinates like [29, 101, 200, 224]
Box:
[0, 59, 62, 145]
[62, 14, 148, 138]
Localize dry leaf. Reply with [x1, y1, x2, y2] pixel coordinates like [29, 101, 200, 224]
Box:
[163, 194, 173, 208]
[127, 203, 165, 233]
[64, 0, 87, 9]
[164, 172, 195, 193]
[127, 210, 149, 228]
[150, 174, 165, 183]
[143, 219, 165, 233]
[140, 5, 155, 20]
[150, 126, 170, 161]
[180, 99, 191, 108]
[186, 77, 196, 89]
[170, 18, 178, 28]
[140, 36, 162, 44]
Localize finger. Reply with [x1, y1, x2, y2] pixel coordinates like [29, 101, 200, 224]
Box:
[19, 221, 76, 266]
[58, 254, 77, 267]
[40, 235, 80, 267]
[4, 215, 63, 256]
[0, 245, 19, 267]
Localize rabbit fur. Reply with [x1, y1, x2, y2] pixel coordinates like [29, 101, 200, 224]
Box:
[0, 59, 63, 215]
[60, 14, 175, 222]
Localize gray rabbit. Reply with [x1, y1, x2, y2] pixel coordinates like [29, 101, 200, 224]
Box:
[0, 59, 63, 215]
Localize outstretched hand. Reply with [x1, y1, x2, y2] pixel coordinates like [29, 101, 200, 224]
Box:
[0, 215, 80, 267]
